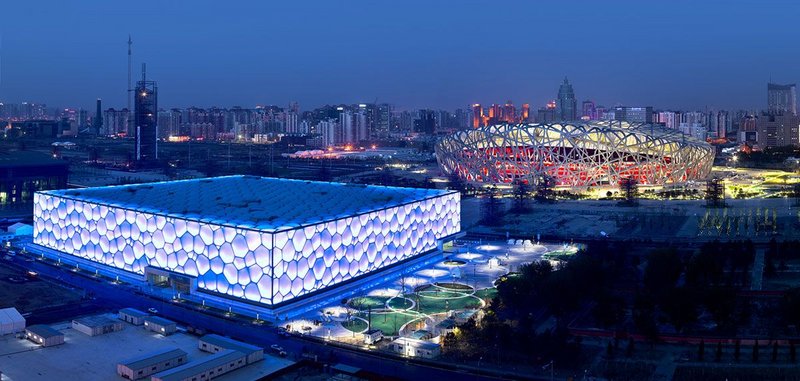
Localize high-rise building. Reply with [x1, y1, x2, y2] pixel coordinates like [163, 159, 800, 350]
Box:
[739, 114, 757, 145]
[317, 119, 339, 147]
[614, 106, 653, 123]
[339, 107, 356, 144]
[681, 111, 708, 126]
[103, 108, 130, 136]
[471, 104, 483, 128]
[414, 110, 436, 134]
[713, 111, 730, 139]
[581, 100, 596, 120]
[656, 111, 678, 130]
[488, 104, 501, 124]
[502, 101, 516, 123]
[556, 77, 577, 121]
[284, 110, 299, 134]
[768, 83, 797, 115]
[134, 66, 158, 161]
[757, 112, 800, 148]
[158, 108, 182, 138]
[78, 109, 88, 132]
[356, 105, 368, 142]
[537, 101, 557, 123]
[93, 99, 103, 135]
[374, 103, 392, 138]
[521, 104, 530, 123]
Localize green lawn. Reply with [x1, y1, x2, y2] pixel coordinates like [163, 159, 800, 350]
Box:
[343, 287, 498, 335]
[342, 318, 368, 333]
[416, 290, 467, 299]
[347, 296, 389, 311]
[415, 294, 482, 314]
[387, 297, 414, 310]
[350, 312, 417, 336]
[475, 288, 498, 300]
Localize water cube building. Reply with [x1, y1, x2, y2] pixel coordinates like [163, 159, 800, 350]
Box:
[33, 176, 460, 309]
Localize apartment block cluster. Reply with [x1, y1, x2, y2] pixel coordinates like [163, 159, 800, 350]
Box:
[4, 79, 798, 150]
[647, 83, 799, 149]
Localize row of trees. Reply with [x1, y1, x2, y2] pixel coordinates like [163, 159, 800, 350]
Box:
[445, 243, 627, 363]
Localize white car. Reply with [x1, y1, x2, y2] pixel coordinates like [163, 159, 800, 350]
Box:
[270, 344, 284, 352]
[148, 308, 158, 314]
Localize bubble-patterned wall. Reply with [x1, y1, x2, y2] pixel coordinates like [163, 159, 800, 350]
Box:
[32, 178, 460, 306]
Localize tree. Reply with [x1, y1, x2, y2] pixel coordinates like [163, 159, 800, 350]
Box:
[480, 185, 504, 226]
[511, 179, 532, 213]
[772, 341, 778, 362]
[705, 177, 726, 208]
[442, 332, 457, 353]
[643, 249, 682, 298]
[780, 288, 800, 327]
[162, 162, 178, 180]
[203, 159, 220, 177]
[753, 340, 759, 363]
[619, 176, 639, 206]
[535, 174, 555, 203]
[448, 172, 466, 193]
[794, 183, 800, 207]
[698, 340, 705, 361]
[716, 341, 723, 362]
[88, 147, 99, 163]
[734, 340, 741, 361]
[379, 168, 396, 186]
[662, 287, 697, 333]
[317, 163, 332, 182]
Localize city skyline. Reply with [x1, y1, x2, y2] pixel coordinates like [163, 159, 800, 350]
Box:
[1, 1, 799, 111]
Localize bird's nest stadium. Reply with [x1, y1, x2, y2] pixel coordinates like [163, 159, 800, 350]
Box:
[435, 121, 715, 187]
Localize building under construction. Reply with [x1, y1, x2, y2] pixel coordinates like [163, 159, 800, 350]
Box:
[134, 64, 158, 161]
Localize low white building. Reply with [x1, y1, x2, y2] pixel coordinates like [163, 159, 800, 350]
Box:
[198, 334, 263, 364]
[389, 337, 440, 359]
[72, 316, 124, 336]
[118, 308, 149, 325]
[117, 347, 188, 380]
[363, 329, 383, 345]
[0, 307, 26, 335]
[144, 316, 177, 336]
[25, 325, 64, 347]
[151, 349, 247, 381]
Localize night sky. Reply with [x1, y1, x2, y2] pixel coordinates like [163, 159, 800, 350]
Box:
[1, 0, 798, 111]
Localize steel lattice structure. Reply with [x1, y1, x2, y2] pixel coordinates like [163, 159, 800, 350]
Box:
[435, 121, 715, 187]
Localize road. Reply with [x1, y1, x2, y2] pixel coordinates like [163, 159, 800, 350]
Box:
[9, 255, 532, 381]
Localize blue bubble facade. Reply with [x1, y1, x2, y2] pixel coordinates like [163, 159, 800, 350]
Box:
[32, 176, 461, 306]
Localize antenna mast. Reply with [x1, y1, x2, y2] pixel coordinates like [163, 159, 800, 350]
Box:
[128, 35, 132, 111]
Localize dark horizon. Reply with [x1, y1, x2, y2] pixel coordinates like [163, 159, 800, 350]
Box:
[1, 0, 799, 111]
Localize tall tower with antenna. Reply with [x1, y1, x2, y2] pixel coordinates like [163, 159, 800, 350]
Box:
[134, 63, 158, 161]
[127, 35, 132, 134]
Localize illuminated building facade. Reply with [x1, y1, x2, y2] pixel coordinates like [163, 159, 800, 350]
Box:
[435, 121, 714, 187]
[33, 176, 460, 307]
[471, 104, 483, 128]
